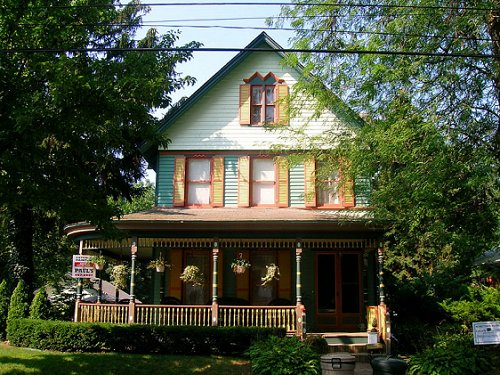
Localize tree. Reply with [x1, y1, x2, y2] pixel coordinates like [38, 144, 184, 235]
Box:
[273, 1, 499, 297]
[29, 287, 51, 320]
[7, 280, 30, 322]
[0, 1, 200, 294]
[0, 280, 9, 339]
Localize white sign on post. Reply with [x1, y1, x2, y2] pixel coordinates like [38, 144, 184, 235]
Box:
[473, 321, 500, 345]
[71, 255, 95, 279]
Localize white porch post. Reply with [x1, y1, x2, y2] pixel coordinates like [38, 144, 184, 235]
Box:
[211, 240, 219, 326]
[295, 241, 306, 339]
[128, 238, 138, 324]
[74, 240, 83, 322]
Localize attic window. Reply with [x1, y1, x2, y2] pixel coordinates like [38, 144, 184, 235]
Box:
[239, 72, 289, 126]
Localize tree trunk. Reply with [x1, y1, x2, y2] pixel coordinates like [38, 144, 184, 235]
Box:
[8, 206, 35, 300]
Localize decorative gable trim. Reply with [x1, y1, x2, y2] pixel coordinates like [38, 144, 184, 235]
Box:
[243, 72, 284, 84]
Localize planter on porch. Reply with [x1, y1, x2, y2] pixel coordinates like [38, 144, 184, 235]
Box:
[231, 254, 251, 274]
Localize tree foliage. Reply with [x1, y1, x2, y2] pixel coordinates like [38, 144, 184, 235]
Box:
[0, 280, 9, 339]
[7, 280, 30, 322]
[0, 1, 200, 292]
[29, 287, 51, 320]
[273, 0, 499, 296]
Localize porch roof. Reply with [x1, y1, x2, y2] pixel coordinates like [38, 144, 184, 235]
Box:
[66, 207, 383, 237]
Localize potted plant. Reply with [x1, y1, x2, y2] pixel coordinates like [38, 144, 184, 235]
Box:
[179, 265, 204, 286]
[231, 254, 251, 274]
[261, 263, 280, 286]
[110, 264, 129, 290]
[147, 254, 170, 273]
[89, 255, 106, 270]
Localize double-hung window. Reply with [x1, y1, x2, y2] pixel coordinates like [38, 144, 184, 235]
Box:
[240, 72, 289, 126]
[187, 159, 211, 205]
[173, 156, 224, 207]
[238, 155, 288, 207]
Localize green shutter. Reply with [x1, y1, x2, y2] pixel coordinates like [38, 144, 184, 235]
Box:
[276, 84, 289, 125]
[239, 85, 251, 125]
[212, 156, 224, 207]
[238, 156, 250, 207]
[276, 156, 289, 207]
[173, 156, 185, 207]
[304, 158, 316, 207]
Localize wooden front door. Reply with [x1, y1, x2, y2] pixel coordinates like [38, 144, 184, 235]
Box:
[315, 252, 362, 331]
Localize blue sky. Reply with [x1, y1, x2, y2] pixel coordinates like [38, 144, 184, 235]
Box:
[138, 1, 294, 180]
[139, 0, 293, 107]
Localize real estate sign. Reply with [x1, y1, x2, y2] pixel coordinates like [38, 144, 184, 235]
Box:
[473, 321, 500, 345]
[72, 255, 95, 278]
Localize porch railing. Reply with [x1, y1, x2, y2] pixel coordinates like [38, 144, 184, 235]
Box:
[76, 302, 297, 333]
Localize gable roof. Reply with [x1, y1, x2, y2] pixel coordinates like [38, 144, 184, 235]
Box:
[143, 32, 364, 166]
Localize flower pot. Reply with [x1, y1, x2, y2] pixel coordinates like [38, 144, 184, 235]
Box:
[233, 265, 246, 274]
[94, 263, 105, 270]
[156, 265, 165, 273]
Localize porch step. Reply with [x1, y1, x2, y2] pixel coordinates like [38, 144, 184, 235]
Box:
[320, 332, 385, 362]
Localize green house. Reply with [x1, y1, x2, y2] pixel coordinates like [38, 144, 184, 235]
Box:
[66, 32, 387, 338]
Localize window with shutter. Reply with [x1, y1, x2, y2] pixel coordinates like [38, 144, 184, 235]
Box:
[239, 72, 289, 126]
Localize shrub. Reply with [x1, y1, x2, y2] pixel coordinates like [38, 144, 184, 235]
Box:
[408, 333, 492, 375]
[440, 286, 500, 329]
[247, 335, 320, 375]
[30, 288, 51, 320]
[0, 280, 9, 339]
[7, 280, 29, 322]
[7, 318, 285, 355]
[304, 334, 329, 354]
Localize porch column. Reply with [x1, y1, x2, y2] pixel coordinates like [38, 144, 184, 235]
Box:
[378, 243, 391, 354]
[378, 244, 385, 305]
[211, 241, 219, 326]
[128, 238, 138, 324]
[295, 241, 306, 339]
[74, 240, 83, 322]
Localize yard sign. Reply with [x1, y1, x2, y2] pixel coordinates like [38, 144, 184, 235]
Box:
[473, 321, 500, 345]
[71, 255, 95, 278]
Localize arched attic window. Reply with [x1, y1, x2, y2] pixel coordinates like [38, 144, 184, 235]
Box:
[239, 72, 289, 126]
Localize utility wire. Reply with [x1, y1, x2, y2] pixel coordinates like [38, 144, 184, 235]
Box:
[0, 46, 495, 58]
[4, 2, 496, 12]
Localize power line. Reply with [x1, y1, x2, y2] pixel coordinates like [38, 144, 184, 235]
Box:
[0, 46, 495, 58]
[4, 2, 496, 12]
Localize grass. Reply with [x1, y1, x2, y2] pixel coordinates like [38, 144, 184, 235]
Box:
[0, 342, 251, 375]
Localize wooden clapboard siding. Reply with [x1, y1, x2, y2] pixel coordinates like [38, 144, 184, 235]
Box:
[157, 155, 175, 207]
[355, 177, 371, 207]
[159, 53, 343, 152]
[224, 156, 239, 207]
[289, 163, 305, 207]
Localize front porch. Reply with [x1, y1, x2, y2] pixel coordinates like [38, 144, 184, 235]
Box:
[76, 301, 299, 334]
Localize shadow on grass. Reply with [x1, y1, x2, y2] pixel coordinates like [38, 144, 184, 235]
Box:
[0, 343, 251, 375]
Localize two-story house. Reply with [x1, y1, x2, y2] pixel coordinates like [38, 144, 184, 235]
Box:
[66, 32, 385, 337]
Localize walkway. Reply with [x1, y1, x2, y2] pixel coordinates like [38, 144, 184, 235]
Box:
[354, 362, 373, 375]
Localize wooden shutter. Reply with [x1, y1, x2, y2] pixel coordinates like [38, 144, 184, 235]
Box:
[238, 156, 250, 207]
[343, 178, 355, 207]
[173, 156, 186, 207]
[304, 158, 316, 207]
[276, 84, 289, 125]
[275, 156, 289, 207]
[239, 84, 251, 125]
[212, 156, 224, 207]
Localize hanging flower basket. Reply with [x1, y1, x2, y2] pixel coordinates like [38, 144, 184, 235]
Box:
[110, 264, 129, 290]
[147, 254, 171, 273]
[261, 263, 280, 287]
[89, 255, 106, 271]
[180, 265, 204, 286]
[231, 253, 251, 274]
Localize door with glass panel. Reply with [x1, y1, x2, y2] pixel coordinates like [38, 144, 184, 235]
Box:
[315, 252, 362, 331]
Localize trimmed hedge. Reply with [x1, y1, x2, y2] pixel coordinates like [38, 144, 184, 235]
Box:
[7, 318, 285, 355]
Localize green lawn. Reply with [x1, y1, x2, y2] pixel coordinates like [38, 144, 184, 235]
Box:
[0, 342, 251, 375]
